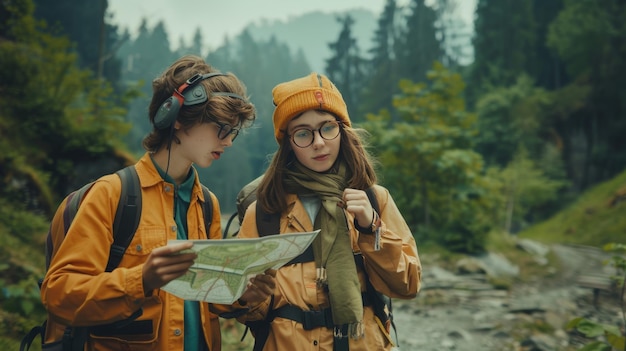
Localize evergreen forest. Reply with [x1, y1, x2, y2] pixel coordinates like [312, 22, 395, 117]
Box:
[1, 0, 625, 349]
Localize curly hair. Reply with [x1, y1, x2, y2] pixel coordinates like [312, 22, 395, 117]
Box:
[143, 55, 256, 152]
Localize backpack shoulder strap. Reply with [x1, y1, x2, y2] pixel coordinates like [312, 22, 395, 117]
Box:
[255, 203, 280, 237]
[106, 165, 141, 272]
[362, 186, 399, 346]
[20, 321, 46, 351]
[75, 166, 145, 348]
[201, 184, 213, 238]
[355, 253, 398, 346]
[365, 187, 380, 214]
[223, 212, 239, 238]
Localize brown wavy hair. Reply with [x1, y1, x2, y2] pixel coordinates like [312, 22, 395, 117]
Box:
[143, 55, 256, 152]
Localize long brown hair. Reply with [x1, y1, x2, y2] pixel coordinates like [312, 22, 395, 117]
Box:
[257, 112, 378, 214]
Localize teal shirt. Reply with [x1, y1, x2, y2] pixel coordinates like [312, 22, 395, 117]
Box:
[152, 158, 207, 351]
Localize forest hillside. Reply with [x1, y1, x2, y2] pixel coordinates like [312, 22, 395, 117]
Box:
[519, 168, 626, 247]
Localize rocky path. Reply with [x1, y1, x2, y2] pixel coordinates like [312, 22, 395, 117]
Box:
[390, 243, 624, 351]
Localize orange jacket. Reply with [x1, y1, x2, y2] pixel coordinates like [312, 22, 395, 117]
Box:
[237, 185, 421, 351]
[41, 153, 243, 351]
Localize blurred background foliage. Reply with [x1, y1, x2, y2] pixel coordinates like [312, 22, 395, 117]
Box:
[1, 0, 625, 349]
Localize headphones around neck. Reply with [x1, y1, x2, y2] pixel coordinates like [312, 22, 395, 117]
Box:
[153, 72, 246, 130]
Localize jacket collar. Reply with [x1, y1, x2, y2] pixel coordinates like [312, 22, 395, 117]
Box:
[135, 153, 207, 203]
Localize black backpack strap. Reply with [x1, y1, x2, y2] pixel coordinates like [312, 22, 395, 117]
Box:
[87, 166, 144, 343]
[365, 187, 380, 214]
[255, 201, 313, 264]
[354, 254, 397, 346]
[242, 295, 275, 351]
[223, 212, 239, 238]
[107, 165, 141, 272]
[361, 187, 398, 346]
[256, 204, 280, 237]
[19, 323, 45, 351]
[201, 185, 213, 237]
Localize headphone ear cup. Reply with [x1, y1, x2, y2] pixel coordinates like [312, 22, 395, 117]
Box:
[154, 97, 181, 130]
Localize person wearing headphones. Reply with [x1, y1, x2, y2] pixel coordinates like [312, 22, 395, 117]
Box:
[41, 55, 276, 351]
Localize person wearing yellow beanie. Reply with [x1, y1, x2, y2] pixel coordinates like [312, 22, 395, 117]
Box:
[272, 72, 351, 143]
[236, 72, 421, 351]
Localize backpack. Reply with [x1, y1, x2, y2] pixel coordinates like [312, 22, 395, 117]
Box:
[223, 175, 263, 238]
[20, 165, 214, 351]
[229, 176, 399, 350]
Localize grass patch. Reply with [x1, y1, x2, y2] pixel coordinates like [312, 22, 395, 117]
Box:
[518, 168, 626, 246]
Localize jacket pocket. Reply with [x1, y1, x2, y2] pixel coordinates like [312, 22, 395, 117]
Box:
[88, 297, 163, 349]
[124, 226, 168, 258]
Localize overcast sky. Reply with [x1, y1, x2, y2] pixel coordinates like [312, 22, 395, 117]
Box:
[107, 0, 476, 50]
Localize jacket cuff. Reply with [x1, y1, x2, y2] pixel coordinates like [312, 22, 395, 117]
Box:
[126, 265, 147, 300]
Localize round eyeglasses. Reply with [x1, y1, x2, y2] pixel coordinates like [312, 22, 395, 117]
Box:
[288, 120, 342, 148]
[212, 120, 240, 141]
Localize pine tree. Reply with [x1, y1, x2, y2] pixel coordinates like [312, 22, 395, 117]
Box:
[469, 0, 536, 101]
[33, 0, 123, 90]
[325, 15, 366, 120]
[547, 0, 626, 189]
[359, 0, 399, 118]
[396, 0, 443, 83]
[433, 0, 473, 69]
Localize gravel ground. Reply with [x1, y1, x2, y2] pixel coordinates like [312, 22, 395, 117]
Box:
[389, 244, 624, 351]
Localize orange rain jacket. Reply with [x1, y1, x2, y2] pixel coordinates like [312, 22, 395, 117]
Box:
[41, 153, 245, 351]
[237, 185, 421, 351]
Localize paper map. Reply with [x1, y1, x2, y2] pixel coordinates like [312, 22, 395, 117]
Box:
[161, 230, 319, 304]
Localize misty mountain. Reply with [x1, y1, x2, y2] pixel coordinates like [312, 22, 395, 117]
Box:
[243, 9, 377, 73]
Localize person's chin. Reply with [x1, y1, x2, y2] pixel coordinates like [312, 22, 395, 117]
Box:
[309, 163, 332, 173]
[196, 158, 214, 168]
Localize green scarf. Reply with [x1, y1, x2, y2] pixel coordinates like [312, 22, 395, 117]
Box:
[284, 162, 364, 339]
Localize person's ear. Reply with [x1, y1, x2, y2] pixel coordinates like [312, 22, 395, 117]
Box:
[174, 121, 182, 130]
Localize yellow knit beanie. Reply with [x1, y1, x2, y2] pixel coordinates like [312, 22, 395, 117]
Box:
[272, 72, 351, 143]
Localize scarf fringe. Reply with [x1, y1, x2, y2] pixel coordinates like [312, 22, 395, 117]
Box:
[333, 322, 365, 340]
[316, 267, 328, 287]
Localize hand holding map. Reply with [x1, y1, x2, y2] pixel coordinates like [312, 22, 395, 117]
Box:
[161, 230, 319, 304]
